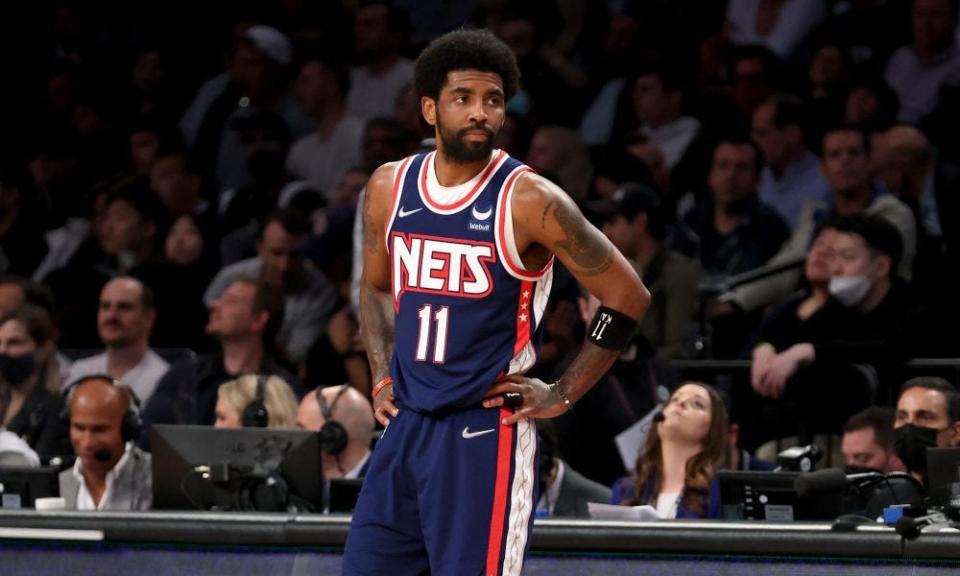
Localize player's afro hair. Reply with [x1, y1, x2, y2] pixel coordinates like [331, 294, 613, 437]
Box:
[414, 29, 520, 102]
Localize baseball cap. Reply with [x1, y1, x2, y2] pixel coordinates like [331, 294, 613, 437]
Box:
[242, 25, 292, 66]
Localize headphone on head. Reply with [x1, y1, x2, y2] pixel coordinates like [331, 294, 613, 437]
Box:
[61, 373, 143, 443]
[242, 374, 270, 428]
[317, 384, 350, 455]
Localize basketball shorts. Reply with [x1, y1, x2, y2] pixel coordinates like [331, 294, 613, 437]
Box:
[342, 405, 538, 576]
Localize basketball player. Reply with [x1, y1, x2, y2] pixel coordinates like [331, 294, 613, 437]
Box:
[343, 29, 649, 576]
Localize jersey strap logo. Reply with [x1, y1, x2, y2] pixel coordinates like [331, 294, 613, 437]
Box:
[391, 232, 497, 305]
[471, 204, 493, 221]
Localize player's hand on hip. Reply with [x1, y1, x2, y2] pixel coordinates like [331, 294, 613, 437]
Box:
[373, 384, 399, 427]
[483, 374, 569, 425]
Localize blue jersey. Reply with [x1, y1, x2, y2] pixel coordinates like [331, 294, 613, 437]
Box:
[385, 149, 554, 413]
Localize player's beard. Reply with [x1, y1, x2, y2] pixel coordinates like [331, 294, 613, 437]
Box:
[437, 115, 496, 164]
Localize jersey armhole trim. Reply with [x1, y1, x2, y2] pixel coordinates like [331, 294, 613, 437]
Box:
[496, 169, 555, 281]
[384, 156, 414, 253]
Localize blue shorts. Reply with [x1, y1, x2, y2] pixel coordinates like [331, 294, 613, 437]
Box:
[342, 405, 538, 576]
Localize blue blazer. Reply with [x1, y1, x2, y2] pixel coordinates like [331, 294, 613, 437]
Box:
[610, 474, 721, 519]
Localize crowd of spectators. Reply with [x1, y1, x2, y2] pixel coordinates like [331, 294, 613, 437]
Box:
[1, 0, 960, 518]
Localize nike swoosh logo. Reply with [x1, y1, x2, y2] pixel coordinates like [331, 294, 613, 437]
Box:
[471, 205, 492, 221]
[461, 426, 495, 439]
[398, 206, 423, 218]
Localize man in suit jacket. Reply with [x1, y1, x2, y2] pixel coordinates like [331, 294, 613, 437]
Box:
[537, 423, 611, 518]
[58, 375, 152, 511]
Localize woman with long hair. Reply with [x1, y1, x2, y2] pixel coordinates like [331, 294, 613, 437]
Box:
[0, 304, 70, 462]
[613, 382, 728, 518]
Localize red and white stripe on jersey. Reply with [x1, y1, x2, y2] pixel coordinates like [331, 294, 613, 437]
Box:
[419, 150, 509, 214]
[506, 273, 552, 376]
[493, 167, 554, 375]
[384, 156, 415, 252]
[486, 407, 537, 576]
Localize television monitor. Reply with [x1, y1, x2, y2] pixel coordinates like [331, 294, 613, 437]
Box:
[718, 470, 844, 521]
[925, 447, 960, 507]
[150, 425, 323, 513]
[0, 465, 60, 509]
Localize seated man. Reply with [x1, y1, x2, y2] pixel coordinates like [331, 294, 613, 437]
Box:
[841, 406, 905, 473]
[59, 375, 151, 510]
[859, 376, 958, 516]
[536, 422, 611, 518]
[895, 376, 960, 483]
[746, 214, 918, 446]
[670, 137, 790, 278]
[296, 384, 374, 482]
[67, 276, 169, 406]
[142, 277, 301, 431]
[591, 183, 702, 359]
[205, 208, 336, 364]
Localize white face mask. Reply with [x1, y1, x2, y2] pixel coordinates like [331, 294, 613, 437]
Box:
[828, 275, 872, 307]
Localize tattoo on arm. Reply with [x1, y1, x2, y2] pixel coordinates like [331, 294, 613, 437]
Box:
[557, 341, 619, 403]
[552, 200, 614, 276]
[362, 190, 379, 250]
[541, 198, 555, 231]
[359, 283, 395, 383]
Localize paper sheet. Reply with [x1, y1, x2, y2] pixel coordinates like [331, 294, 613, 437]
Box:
[614, 404, 663, 472]
[587, 502, 662, 521]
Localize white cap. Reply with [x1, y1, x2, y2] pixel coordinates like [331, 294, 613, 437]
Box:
[34, 497, 66, 511]
[243, 25, 293, 66]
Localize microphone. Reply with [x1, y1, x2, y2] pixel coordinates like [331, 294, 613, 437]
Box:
[93, 449, 114, 463]
[653, 411, 665, 423]
[895, 511, 950, 539]
[794, 468, 885, 497]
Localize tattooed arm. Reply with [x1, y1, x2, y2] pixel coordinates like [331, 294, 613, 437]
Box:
[484, 173, 650, 424]
[359, 162, 400, 426]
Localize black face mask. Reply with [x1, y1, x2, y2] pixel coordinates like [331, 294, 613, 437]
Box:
[894, 424, 940, 474]
[0, 352, 35, 386]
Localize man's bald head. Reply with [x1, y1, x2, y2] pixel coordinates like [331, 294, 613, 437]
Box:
[68, 377, 132, 472]
[873, 125, 934, 170]
[872, 125, 935, 197]
[70, 377, 130, 417]
[297, 385, 374, 448]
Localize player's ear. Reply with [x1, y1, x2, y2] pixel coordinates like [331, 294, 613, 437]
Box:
[421, 96, 437, 127]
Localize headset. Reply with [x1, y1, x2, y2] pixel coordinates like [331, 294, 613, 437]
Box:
[317, 384, 350, 455]
[61, 373, 143, 443]
[241, 374, 270, 428]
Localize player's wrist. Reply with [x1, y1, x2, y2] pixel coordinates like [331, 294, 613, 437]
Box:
[547, 380, 573, 412]
[372, 376, 393, 400]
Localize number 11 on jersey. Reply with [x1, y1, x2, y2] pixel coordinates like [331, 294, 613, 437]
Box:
[415, 304, 449, 363]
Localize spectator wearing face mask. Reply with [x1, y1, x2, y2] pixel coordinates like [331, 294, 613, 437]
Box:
[0, 305, 70, 463]
[894, 376, 960, 483]
[740, 214, 925, 449]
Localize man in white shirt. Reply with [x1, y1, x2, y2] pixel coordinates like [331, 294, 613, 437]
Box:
[287, 54, 364, 203]
[346, 2, 415, 122]
[884, 0, 960, 123]
[66, 277, 169, 405]
[58, 376, 152, 511]
[296, 384, 374, 483]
